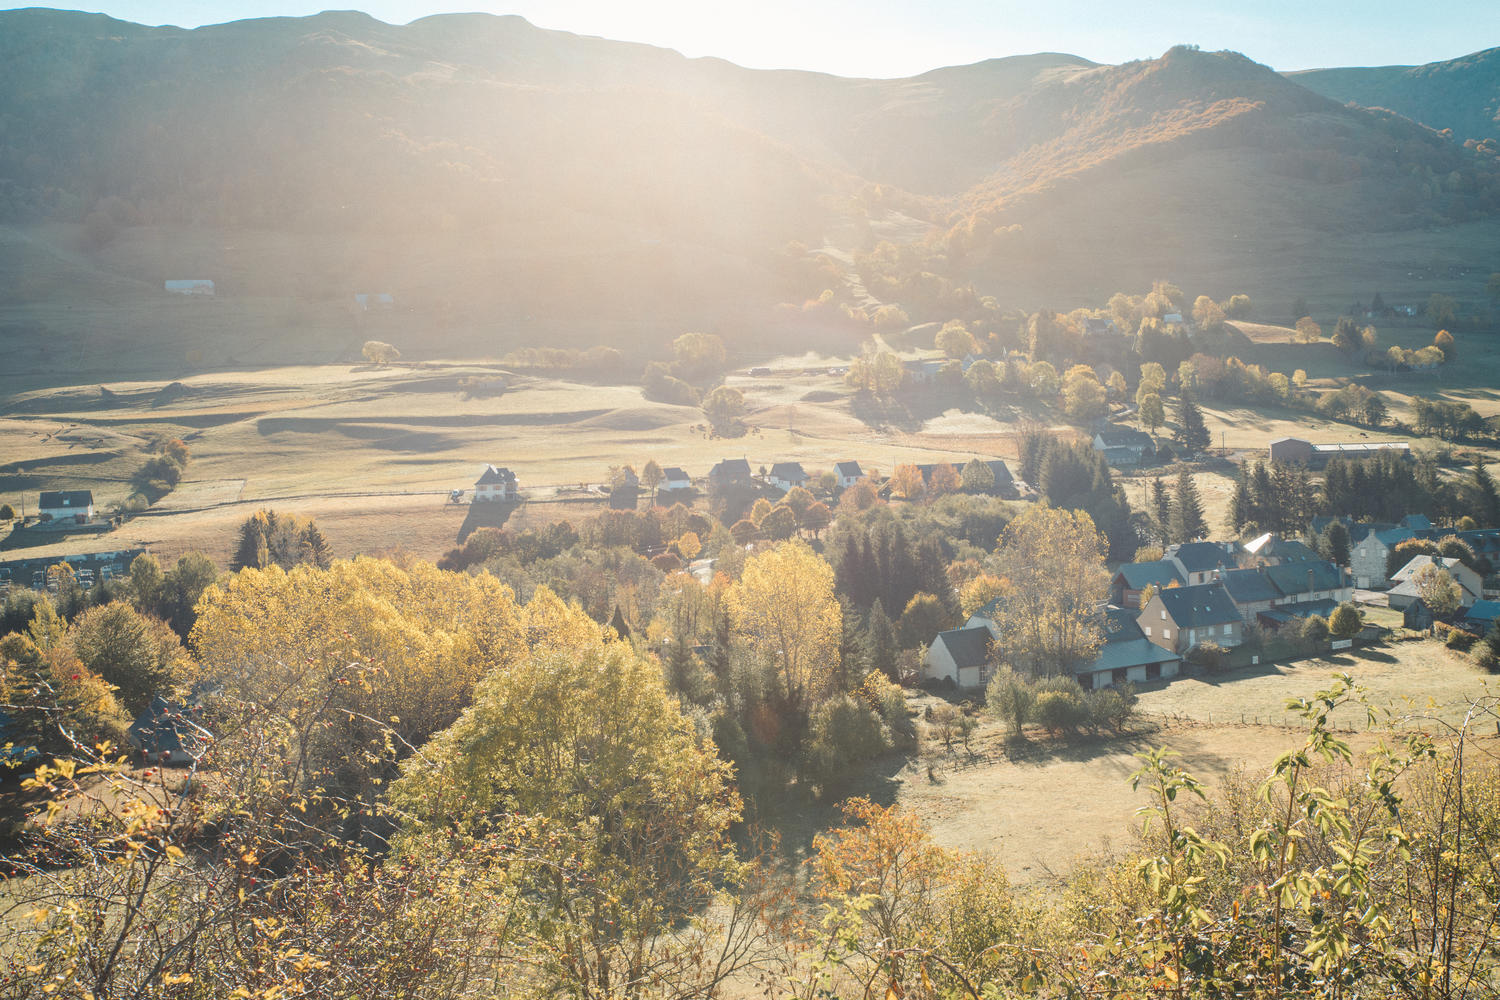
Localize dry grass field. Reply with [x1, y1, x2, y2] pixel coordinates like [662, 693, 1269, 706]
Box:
[886, 638, 1495, 886]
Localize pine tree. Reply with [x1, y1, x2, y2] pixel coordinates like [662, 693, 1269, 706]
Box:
[1227, 470, 1252, 535]
[1473, 463, 1500, 527]
[1169, 466, 1207, 543]
[300, 521, 333, 569]
[1152, 478, 1171, 543]
[1173, 395, 1211, 456]
[864, 599, 901, 681]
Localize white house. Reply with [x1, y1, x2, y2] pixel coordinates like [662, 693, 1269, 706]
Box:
[835, 461, 864, 489]
[38, 490, 94, 524]
[1387, 555, 1483, 610]
[768, 462, 808, 493]
[659, 467, 692, 493]
[164, 279, 214, 296]
[922, 626, 994, 689]
[473, 465, 518, 501]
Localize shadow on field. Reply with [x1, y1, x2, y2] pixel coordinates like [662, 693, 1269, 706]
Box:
[457, 500, 519, 543]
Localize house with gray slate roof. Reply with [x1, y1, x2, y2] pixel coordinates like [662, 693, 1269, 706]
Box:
[1139, 583, 1243, 654]
[922, 626, 995, 689]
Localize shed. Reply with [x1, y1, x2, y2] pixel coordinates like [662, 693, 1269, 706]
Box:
[922, 626, 994, 689]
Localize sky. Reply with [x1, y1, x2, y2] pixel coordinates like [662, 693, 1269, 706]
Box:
[7, 0, 1499, 77]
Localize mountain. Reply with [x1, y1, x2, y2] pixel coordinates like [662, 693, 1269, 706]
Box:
[1, 10, 1498, 372]
[1292, 48, 1500, 146]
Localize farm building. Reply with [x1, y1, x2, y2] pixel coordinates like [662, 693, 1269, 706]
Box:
[1386, 555, 1482, 610]
[1091, 427, 1155, 467]
[38, 490, 94, 524]
[1109, 561, 1184, 607]
[922, 626, 994, 689]
[164, 279, 214, 296]
[1269, 437, 1410, 467]
[835, 461, 864, 489]
[709, 458, 753, 490]
[473, 465, 518, 502]
[1078, 611, 1182, 690]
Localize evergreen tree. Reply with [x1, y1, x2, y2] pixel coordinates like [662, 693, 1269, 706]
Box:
[1173, 395, 1211, 456]
[1169, 466, 1207, 543]
[864, 599, 901, 681]
[1227, 468, 1252, 535]
[1324, 521, 1351, 566]
[1152, 478, 1171, 542]
[1473, 463, 1500, 527]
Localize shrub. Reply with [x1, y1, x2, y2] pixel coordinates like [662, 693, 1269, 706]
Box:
[1329, 602, 1363, 639]
[0, 504, 13, 520]
[1300, 614, 1330, 649]
[1186, 641, 1224, 670]
[1446, 629, 1476, 652]
[1032, 677, 1089, 737]
[1087, 683, 1137, 733]
[860, 670, 908, 725]
[803, 694, 887, 795]
[985, 666, 1034, 739]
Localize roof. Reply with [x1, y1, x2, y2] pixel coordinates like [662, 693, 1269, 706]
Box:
[1312, 442, 1410, 456]
[38, 490, 93, 509]
[984, 460, 1014, 485]
[711, 458, 752, 479]
[835, 461, 863, 477]
[662, 467, 690, 481]
[1242, 534, 1316, 563]
[1094, 426, 1154, 449]
[475, 465, 516, 485]
[1114, 561, 1184, 590]
[1263, 560, 1345, 596]
[1258, 599, 1340, 626]
[1086, 637, 1182, 675]
[1400, 514, 1433, 530]
[1390, 554, 1470, 583]
[932, 626, 993, 669]
[1168, 542, 1236, 573]
[769, 462, 807, 481]
[1152, 583, 1241, 628]
[1103, 607, 1146, 642]
[1219, 568, 1281, 605]
[1465, 600, 1500, 626]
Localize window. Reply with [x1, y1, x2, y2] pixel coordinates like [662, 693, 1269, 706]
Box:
[1223, 623, 1231, 636]
[1144, 625, 1152, 637]
[1160, 610, 1167, 620]
[1163, 629, 1171, 640]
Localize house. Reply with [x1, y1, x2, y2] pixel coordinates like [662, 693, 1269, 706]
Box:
[1166, 542, 1238, 585]
[659, 467, 693, 493]
[903, 359, 947, 385]
[1078, 611, 1182, 690]
[1216, 567, 1282, 622]
[472, 465, 518, 502]
[1462, 600, 1500, 635]
[1139, 583, 1243, 654]
[1386, 555, 1482, 610]
[1350, 527, 1415, 589]
[1239, 533, 1318, 567]
[922, 626, 994, 689]
[709, 458, 753, 491]
[768, 462, 809, 493]
[1162, 312, 1185, 326]
[38, 490, 94, 524]
[353, 292, 395, 310]
[1092, 427, 1155, 467]
[164, 279, 214, 296]
[1081, 316, 1120, 338]
[965, 598, 1003, 638]
[1263, 560, 1354, 606]
[1110, 561, 1184, 607]
[128, 695, 210, 765]
[835, 461, 864, 489]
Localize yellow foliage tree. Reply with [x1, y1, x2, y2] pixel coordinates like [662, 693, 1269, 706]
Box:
[990, 506, 1108, 676]
[728, 540, 841, 713]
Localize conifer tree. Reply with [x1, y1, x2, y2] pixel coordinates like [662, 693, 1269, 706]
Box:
[864, 599, 900, 682]
[1173, 395, 1211, 456]
[1473, 463, 1500, 527]
[1169, 467, 1207, 543]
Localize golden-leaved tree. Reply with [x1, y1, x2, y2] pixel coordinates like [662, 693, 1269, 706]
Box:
[728, 539, 842, 715]
[990, 505, 1108, 676]
[389, 611, 781, 999]
[191, 557, 527, 799]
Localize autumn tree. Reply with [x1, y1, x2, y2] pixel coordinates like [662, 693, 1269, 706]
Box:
[1294, 317, 1322, 343]
[990, 506, 1108, 676]
[1139, 392, 1165, 435]
[927, 462, 961, 495]
[230, 509, 333, 571]
[935, 321, 977, 359]
[1062, 364, 1107, 422]
[70, 602, 196, 715]
[389, 623, 762, 1000]
[701, 386, 747, 435]
[1413, 563, 1462, 617]
[728, 540, 842, 715]
[671, 331, 727, 382]
[891, 463, 925, 500]
[362, 339, 400, 364]
[641, 459, 664, 501]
